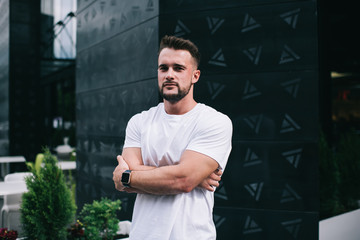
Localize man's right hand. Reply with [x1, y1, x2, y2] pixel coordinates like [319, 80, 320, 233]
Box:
[113, 155, 130, 192]
[198, 169, 222, 191]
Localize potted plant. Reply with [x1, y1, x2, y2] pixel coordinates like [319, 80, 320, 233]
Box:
[67, 220, 85, 240]
[0, 228, 18, 240]
[20, 147, 76, 239]
[78, 197, 122, 240]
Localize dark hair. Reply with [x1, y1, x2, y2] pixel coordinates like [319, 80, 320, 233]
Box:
[159, 35, 201, 68]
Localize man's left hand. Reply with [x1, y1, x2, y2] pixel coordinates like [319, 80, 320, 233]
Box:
[198, 169, 222, 191]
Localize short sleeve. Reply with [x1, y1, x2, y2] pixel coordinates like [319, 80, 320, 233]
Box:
[186, 113, 233, 170]
[123, 113, 142, 148]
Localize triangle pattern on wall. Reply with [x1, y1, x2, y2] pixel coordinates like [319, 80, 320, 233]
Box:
[244, 114, 263, 134]
[209, 48, 227, 67]
[280, 8, 301, 29]
[244, 182, 264, 201]
[207, 17, 225, 35]
[243, 216, 263, 234]
[279, 44, 300, 64]
[281, 218, 302, 239]
[282, 148, 302, 168]
[214, 214, 227, 228]
[215, 181, 228, 200]
[241, 13, 261, 32]
[243, 46, 262, 65]
[207, 81, 226, 100]
[280, 184, 302, 203]
[280, 114, 301, 133]
[243, 80, 262, 100]
[174, 19, 190, 37]
[244, 148, 262, 167]
[281, 78, 301, 98]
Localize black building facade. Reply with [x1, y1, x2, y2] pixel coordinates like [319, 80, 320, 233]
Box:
[0, 0, 44, 162]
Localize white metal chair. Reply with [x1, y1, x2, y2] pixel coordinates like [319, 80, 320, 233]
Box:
[0, 172, 32, 230]
[4, 172, 32, 182]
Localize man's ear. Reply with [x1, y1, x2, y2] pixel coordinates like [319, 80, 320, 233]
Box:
[192, 69, 201, 84]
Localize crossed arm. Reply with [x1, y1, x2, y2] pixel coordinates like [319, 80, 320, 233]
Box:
[113, 147, 222, 195]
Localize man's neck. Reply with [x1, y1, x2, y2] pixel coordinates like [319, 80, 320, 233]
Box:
[164, 98, 197, 115]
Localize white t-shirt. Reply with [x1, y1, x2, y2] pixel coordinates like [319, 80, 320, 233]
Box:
[123, 103, 232, 240]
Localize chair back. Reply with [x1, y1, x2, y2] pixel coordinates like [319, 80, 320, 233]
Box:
[4, 172, 33, 182]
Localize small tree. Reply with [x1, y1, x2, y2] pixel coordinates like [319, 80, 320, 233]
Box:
[79, 198, 121, 240]
[20, 147, 76, 239]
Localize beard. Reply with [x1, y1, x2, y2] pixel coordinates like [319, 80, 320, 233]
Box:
[160, 81, 192, 103]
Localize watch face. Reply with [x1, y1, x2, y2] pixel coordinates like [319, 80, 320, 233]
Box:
[121, 172, 130, 183]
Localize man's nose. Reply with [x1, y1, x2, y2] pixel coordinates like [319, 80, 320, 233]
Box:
[166, 68, 174, 79]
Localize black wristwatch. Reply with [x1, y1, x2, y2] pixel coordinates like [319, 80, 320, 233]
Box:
[121, 170, 132, 187]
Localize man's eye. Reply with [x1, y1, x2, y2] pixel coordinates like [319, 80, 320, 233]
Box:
[174, 67, 184, 71]
[159, 66, 168, 71]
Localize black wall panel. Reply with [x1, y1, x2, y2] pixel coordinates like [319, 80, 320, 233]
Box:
[197, 70, 318, 141]
[76, 0, 319, 238]
[160, 2, 317, 74]
[213, 207, 318, 240]
[222, 141, 318, 210]
[160, 0, 312, 13]
[159, 0, 319, 239]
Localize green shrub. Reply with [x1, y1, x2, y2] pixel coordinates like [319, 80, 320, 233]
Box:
[319, 129, 360, 219]
[336, 130, 360, 211]
[79, 198, 121, 240]
[319, 131, 344, 219]
[20, 147, 76, 240]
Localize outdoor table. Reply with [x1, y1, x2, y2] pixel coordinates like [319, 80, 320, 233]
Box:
[40, 161, 76, 170]
[58, 161, 76, 170]
[0, 156, 26, 180]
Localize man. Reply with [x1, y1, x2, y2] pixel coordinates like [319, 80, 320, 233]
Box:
[113, 35, 232, 239]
